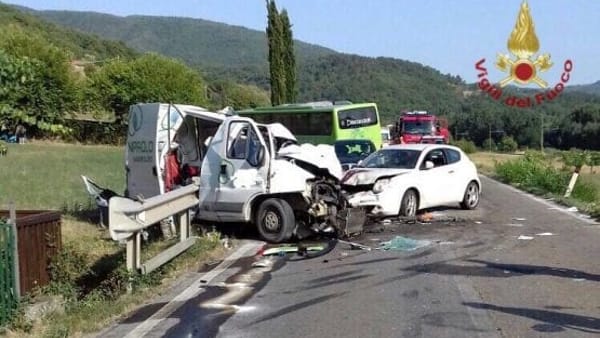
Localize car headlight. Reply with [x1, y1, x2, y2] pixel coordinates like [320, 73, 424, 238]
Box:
[373, 178, 391, 193]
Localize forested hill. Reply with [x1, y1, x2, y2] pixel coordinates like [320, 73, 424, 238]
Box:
[5, 3, 600, 149]
[29, 9, 336, 69]
[0, 3, 137, 60]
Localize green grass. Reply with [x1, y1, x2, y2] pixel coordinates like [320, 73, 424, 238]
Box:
[0, 141, 124, 210]
[0, 141, 230, 337]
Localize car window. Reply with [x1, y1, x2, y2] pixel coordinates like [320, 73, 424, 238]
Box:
[422, 149, 447, 168]
[227, 121, 249, 160]
[227, 121, 263, 167]
[444, 148, 461, 164]
[359, 149, 420, 169]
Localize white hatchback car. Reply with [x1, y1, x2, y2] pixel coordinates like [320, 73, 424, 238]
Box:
[341, 144, 481, 217]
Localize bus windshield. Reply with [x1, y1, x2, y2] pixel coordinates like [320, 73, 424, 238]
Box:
[338, 106, 378, 129]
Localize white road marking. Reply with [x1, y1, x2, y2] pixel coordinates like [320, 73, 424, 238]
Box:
[122, 241, 263, 338]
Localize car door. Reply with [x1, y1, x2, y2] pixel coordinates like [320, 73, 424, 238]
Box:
[442, 147, 467, 202]
[213, 118, 270, 222]
[417, 148, 454, 208]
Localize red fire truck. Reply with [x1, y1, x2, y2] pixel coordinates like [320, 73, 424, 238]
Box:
[390, 111, 450, 144]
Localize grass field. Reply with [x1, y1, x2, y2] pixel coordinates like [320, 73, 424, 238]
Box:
[0, 141, 124, 210]
[0, 141, 228, 336]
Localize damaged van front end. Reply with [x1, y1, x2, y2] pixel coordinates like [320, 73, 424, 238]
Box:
[198, 116, 367, 243]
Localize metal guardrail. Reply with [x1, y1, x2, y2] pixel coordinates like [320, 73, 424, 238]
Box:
[108, 181, 200, 276]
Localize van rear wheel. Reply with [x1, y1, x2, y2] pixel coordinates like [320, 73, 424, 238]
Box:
[256, 198, 295, 243]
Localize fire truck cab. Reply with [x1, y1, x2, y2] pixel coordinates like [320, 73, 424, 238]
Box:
[390, 111, 449, 145]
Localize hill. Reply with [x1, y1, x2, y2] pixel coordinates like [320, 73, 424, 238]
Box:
[30, 9, 335, 69]
[0, 3, 137, 60]
[568, 81, 600, 96]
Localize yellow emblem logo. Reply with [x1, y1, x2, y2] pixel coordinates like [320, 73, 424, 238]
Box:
[495, 1, 552, 88]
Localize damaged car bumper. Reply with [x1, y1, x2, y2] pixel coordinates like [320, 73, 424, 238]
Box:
[347, 188, 400, 217]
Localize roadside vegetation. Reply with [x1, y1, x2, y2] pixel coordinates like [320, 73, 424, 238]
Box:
[1, 142, 228, 337]
[469, 149, 600, 220]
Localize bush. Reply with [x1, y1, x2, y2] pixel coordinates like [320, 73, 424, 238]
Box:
[452, 139, 477, 154]
[495, 154, 568, 194]
[483, 137, 496, 152]
[495, 151, 599, 204]
[499, 136, 518, 153]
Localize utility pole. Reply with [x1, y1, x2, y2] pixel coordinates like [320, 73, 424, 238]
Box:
[488, 124, 492, 153]
[540, 113, 544, 153]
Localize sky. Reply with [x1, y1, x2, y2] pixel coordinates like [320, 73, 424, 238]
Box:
[6, 0, 600, 85]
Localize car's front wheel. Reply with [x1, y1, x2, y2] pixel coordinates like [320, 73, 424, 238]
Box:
[256, 198, 295, 243]
[460, 181, 480, 210]
[399, 189, 418, 217]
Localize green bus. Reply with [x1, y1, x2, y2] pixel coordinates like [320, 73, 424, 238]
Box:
[236, 101, 382, 149]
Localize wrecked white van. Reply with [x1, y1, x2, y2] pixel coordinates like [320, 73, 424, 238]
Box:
[118, 103, 365, 243]
[197, 115, 366, 242]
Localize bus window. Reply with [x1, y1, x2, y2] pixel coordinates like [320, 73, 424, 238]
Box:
[338, 107, 378, 129]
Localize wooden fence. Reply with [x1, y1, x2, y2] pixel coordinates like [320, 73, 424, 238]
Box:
[0, 210, 62, 295]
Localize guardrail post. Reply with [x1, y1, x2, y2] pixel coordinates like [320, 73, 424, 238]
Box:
[126, 232, 141, 272]
[9, 201, 20, 299]
[179, 210, 190, 242]
[125, 232, 141, 293]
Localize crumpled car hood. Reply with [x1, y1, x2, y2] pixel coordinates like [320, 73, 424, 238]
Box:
[278, 143, 343, 180]
[341, 168, 411, 186]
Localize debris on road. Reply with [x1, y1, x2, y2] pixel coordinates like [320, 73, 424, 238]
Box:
[377, 236, 431, 251]
[517, 235, 534, 240]
[417, 212, 434, 222]
[512, 217, 527, 221]
[506, 223, 524, 227]
[252, 257, 276, 268]
[567, 207, 578, 212]
[536, 232, 554, 236]
[475, 221, 482, 224]
[337, 239, 372, 251]
[262, 245, 325, 256]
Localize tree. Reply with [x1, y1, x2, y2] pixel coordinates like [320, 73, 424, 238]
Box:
[266, 0, 285, 105]
[207, 80, 270, 109]
[280, 10, 297, 103]
[0, 28, 76, 136]
[86, 53, 208, 124]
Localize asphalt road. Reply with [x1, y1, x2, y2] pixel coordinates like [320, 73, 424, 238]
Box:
[98, 176, 600, 338]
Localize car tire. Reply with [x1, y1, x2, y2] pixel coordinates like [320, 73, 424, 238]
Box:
[399, 189, 418, 217]
[460, 181, 480, 210]
[256, 198, 295, 243]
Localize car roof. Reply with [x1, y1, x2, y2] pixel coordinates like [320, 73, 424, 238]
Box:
[383, 144, 462, 152]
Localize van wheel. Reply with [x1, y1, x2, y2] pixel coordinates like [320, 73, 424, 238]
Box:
[256, 198, 295, 243]
[399, 189, 418, 217]
[460, 181, 480, 210]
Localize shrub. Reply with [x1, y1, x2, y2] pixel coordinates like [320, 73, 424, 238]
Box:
[452, 139, 477, 154]
[483, 138, 496, 152]
[495, 154, 568, 194]
[499, 136, 518, 153]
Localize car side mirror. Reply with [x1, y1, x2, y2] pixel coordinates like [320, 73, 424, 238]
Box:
[424, 160, 434, 170]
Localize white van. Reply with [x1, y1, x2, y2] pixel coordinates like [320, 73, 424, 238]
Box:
[121, 103, 365, 243]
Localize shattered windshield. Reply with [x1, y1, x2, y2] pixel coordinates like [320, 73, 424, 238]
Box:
[359, 149, 421, 169]
[335, 140, 376, 164]
[403, 120, 434, 134]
